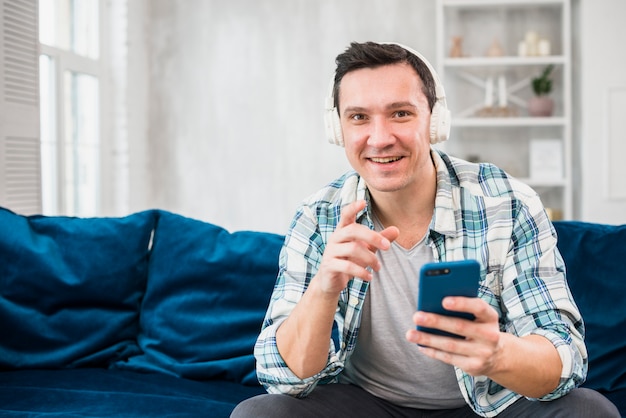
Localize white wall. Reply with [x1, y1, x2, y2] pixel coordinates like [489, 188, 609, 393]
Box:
[125, 0, 626, 233]
[127, 0, 436, 234]
[576, 0, 626, 224]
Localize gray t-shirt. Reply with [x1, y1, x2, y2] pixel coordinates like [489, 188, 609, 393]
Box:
[340, 219, 466, 409]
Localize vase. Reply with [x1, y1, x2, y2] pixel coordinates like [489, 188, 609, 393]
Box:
[449, 36, 463, 58]
[528, 96, 554, 117]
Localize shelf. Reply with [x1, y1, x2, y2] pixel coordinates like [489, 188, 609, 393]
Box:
[437, 0, 572, 218]
[444, 56, 566, 67]
[452, 117, 567, 127]
[441, 0, 565, 7]
[519, 178, 568, 188]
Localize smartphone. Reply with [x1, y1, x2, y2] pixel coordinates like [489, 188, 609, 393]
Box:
[417, 259, 480, 339]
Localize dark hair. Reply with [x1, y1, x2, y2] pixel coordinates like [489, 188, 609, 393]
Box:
[333, 41, 437, 113]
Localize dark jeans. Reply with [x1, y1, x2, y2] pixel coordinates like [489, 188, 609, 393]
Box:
[231, 383, 620, 418]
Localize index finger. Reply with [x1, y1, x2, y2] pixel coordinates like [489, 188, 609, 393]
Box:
[337, 200, 367, 228]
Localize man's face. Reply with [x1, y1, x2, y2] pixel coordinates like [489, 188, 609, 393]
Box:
[338, 63, 433, 196]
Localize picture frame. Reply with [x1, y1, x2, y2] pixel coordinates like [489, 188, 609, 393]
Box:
[529, 139, 563, 180]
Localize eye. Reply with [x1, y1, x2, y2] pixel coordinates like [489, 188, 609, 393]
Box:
[349, 113, 367, 122]
[394, 110, 412, 118]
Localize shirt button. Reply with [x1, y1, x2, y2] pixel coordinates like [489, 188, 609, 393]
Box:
[348, 296, 359, 307]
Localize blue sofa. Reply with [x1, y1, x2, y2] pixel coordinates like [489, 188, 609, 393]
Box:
[0, 207, 624, 416]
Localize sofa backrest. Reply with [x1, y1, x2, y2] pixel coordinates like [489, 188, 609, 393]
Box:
[0, 207, 156, 369]
[553, 220, 626, 395]
[0, 207, 284, 386]
[3, 207, 622, 395]
[115, 210, 283, 385]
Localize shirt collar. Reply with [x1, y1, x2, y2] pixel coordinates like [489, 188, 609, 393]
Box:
[430, 149, 462, 238]
[355, 176, 373, 227]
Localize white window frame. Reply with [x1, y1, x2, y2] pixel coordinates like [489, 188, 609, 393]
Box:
[39, 0, 115, 217]
[39, 44, 100, 215]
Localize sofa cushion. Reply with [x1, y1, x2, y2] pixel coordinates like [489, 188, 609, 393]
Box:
[0, 369, 265, 417]
[553, 221, 626, 395]
[0, 207, 156, 369]
[117, 210, 283, 385]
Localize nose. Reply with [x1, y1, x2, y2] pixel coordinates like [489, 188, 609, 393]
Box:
[367, 117, 395, 148]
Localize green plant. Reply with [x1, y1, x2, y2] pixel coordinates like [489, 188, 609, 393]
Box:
[532, 64, 554, 96]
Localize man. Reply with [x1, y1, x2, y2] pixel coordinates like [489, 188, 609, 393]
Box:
[231, 42, 619, 417]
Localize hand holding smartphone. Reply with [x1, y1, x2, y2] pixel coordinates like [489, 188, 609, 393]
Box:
[417, 259, 480, 339]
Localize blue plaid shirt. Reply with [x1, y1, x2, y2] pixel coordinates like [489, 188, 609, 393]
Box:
[255, 149, 587, 417]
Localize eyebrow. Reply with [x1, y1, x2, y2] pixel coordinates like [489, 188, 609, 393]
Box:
[388, 101, 417, 109]
[342, 101, 418, 115]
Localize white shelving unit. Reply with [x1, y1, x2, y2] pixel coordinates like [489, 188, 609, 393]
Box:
[436, 0, 572, 219]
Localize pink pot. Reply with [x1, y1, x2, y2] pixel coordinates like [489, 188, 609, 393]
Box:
[528, 96, 554, 117]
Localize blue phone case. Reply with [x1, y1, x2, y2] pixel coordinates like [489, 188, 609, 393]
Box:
[417, 259, 480, 339]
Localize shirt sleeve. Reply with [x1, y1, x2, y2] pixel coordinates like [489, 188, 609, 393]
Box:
[501, 200, 587, 400]
[254, 205, 345, 396]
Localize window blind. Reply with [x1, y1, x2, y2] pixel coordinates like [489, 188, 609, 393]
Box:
[0, 0, 41, 215]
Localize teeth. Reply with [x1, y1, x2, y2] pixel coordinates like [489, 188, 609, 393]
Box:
[370, 156, 401, 163]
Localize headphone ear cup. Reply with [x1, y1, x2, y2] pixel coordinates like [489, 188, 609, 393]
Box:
[429, 101, 451, 144]
[324, 106, 344, 146]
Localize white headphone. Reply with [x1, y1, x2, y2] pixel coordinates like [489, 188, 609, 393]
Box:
[324, 42, 451, 147]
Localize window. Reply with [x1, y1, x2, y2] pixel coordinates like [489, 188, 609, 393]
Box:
[39, 0, 101, 216]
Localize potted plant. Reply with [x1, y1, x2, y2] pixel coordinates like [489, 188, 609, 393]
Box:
[528, 64, 555, 117]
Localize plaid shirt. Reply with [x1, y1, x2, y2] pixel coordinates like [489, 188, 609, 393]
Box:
[255, 149, 587, 417]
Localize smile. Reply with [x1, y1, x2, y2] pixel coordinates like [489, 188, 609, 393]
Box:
[369, 156, 402, 164]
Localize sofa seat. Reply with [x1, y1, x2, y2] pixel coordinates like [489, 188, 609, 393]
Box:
[0, 369, 265, 417]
